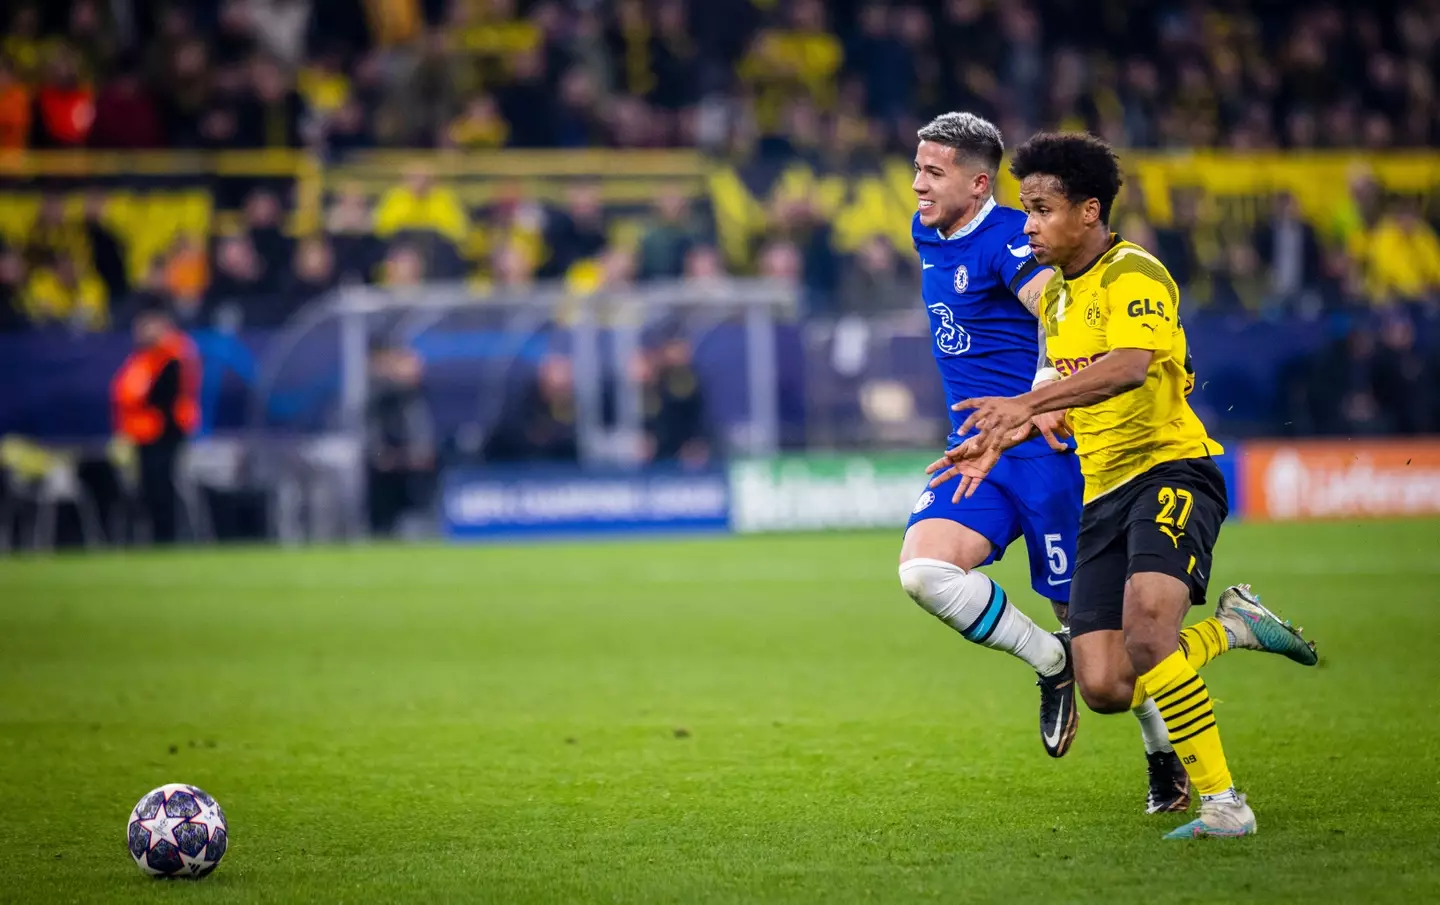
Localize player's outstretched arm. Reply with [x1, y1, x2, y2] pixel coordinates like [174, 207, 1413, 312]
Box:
[954, 348, 1154, 449]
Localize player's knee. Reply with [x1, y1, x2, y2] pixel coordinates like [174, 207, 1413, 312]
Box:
[898, 558, 954, 611]
[1077, 680, 1131, 714]
[1074, 662, 1132, 714]
[1123, 628, 1173, 676]
[898, 557, 982, 621]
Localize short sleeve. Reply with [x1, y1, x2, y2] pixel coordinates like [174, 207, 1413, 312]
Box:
[1105, 270, 1176, 354]
[998, 224, 1042, 294]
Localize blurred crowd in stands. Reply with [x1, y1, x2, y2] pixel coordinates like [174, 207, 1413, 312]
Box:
[2, 0, 1440, 547]
[3, 0, 1439, 154]
[0, 0, 1437, 441]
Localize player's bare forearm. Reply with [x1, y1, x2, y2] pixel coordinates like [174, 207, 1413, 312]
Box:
[953, 348, 1150, 444]
[1014, 269, 1053, 318]
[1019, 348, 1152, 417]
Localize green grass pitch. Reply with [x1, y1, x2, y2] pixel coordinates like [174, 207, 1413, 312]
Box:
[2, 519, 1439, 903]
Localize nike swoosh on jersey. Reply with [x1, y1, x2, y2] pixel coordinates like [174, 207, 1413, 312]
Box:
[921, 261, 936, 269]
[1009, 244, 1033, 258]
[1047, 577, 1072, 586]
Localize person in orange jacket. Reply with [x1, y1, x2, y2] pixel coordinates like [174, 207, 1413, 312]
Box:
[111, 305, 199, 544]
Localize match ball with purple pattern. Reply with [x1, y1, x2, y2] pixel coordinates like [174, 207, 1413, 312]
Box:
[126, 784, 228, 878]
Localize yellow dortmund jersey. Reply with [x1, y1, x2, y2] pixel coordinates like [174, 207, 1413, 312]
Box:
[1041, 236, 1223, 502]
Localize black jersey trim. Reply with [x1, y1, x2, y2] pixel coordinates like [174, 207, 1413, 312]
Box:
[1007, 255, 1043, 294]
[1064, 233, 1121, 280]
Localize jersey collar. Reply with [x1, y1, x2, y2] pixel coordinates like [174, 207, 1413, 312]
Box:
[1065, 233, 1121, 278]
[938, 196, 996, 240]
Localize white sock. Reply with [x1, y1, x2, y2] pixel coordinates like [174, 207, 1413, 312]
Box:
[899, 558, 1065, 676]
[1133, 698, 1173, 754]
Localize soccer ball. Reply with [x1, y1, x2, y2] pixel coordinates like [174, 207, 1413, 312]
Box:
[126, 783, 228, 878]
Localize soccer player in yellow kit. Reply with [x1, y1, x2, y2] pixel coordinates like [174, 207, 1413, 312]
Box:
[929, 132, 1319, 839]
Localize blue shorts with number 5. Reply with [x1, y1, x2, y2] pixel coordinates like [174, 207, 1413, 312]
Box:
[906, 450, 1084, 602]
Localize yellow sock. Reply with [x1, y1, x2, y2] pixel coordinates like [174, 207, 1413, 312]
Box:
[1178, 617, 1229, 670]
[1139, 650, 1233, 796]
[1129, 681, 1147, 710]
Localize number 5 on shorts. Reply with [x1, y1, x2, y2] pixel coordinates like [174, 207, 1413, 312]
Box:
[1044, 533, 1068, 575]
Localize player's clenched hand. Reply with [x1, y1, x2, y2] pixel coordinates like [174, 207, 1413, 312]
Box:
[953, 395, 1033, 450]
[1029, 410, 1072, 452]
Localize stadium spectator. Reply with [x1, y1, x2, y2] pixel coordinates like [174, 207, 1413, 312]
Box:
[764, 196, 839, 313]
[647, 0, 701, 113]
[207, 234, 269, 324]
[65, 0, 116, 83]
[1252, 192, 1326, 312]
[285, 236, 339, 306]
[20, 252, 107, 332]
[637, 190, 696, 281]
[2, 4, 45, 84]
[374, 165, 468, 245]
[241, 189, 293, 289]
[444, 93, 509, 149]
[0, 60, 31, 149]
[158, 236, 211, 320]
[642, 331, 711, 468]
[483, 353, 580, 464]
[1353, 198, 1440, 307]
[542, 182, 608, 279]
[317, 97, 376, 156]
[553, 66, 609, 148]
[848, 2, 911, 121]
[1372, 309, 1434, 435]
[326, 186, 385, 283]
[234, 56, 304, 148]
[381, 242, 428, 291]
[364, 340, 435, 537]
[90, 63, 164, 149]
[493, 46, 555, 148]
[0, 246, 27, 333]
[82, 192, 129, 303]
[679, 244, 730, 300]
[738, 0, 843, 137]
[25, 195, 82, 272]
[836, 234, 917, 315]
[32, 47, 94, 148]
[1309, 324, 1392, 436]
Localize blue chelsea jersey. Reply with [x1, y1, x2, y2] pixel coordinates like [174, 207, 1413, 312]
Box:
[913, 197, 1053, 455]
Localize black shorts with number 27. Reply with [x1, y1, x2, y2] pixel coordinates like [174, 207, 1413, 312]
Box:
[1069, 457, 1229, 637]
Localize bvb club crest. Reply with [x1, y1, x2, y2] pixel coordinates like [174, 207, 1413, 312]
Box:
[1085, 299, 1102, 327]
[954, 265, 969, 293]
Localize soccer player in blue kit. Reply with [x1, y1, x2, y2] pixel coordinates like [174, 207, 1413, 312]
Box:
[897, 113, 1190, 813]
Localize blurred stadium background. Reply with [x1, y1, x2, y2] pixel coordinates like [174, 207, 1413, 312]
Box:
[4, 2, 1440, 901]
[0, 0, 1437, 545]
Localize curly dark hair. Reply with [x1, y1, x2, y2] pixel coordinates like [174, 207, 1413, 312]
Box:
[1009, 132, 1124, 225]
